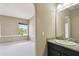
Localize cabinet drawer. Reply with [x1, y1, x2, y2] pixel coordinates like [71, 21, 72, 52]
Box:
[48, 46, 61, 56]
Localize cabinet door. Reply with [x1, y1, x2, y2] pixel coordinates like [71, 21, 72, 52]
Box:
[48, 42, 79, 56]
[60, 53, 68, 56]
[48, 44, 61, 56]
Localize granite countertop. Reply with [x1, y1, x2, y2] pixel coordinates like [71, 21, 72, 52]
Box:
[48, 39, 79, 52]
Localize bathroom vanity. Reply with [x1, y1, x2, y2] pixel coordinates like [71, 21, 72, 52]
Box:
[48, 39, 79, 56]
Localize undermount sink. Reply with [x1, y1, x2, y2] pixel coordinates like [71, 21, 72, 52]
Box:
[54, 40, 77, 45]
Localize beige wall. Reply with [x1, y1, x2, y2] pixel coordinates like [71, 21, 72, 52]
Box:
[71, 8, 79, 42]
[29, 16, 36, 55]
[0, 24, 1, 36]
[29, 16, 36, 41]
[35, 3, 56, 56]
[0, 15, 29, 36]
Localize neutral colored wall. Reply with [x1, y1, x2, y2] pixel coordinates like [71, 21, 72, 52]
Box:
[0, 15, 29, 36]
[35, 3, 56, 56]
[29, 16, 36, 41]
[0, 24, 1, 36]
[29, 16, 36, 55]
[71, 8, 79, 42]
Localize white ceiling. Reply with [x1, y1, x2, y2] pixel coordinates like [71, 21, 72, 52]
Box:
[0, 3, 35, 19]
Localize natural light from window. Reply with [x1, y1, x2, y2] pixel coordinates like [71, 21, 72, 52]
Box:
[17, 23, 29, 36]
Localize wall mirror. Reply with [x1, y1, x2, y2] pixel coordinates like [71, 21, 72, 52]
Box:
[56, 3, 79, 42]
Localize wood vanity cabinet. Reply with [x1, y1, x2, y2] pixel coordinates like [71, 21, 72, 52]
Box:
[48, 42, 79, 56]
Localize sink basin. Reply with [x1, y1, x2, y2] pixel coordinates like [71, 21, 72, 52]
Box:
[54, 40, 77, 45]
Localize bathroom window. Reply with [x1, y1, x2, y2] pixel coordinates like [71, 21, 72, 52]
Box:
[17, 23, 29, 36]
